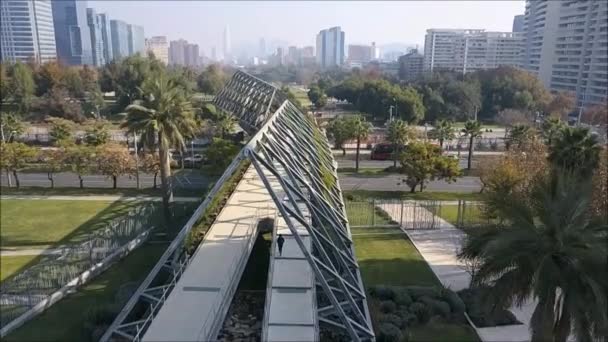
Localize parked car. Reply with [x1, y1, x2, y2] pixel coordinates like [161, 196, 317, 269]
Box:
[370, 143, 394, 160]
[184, 154, 205, 163]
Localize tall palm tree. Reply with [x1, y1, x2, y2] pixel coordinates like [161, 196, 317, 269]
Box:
[122, 74, 197, 221]
[462, 120, 482, 170]
[459, 175, 608, 342]
[348, 115, 372, 172]
[433, 119, 456, 150]
[506, 124, 533, 150]
[549, 126, 600, 177]
[540, 117, 565, 146]
[387, 119, 414, 168]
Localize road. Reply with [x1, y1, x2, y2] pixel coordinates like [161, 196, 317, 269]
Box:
[338, 173, 482, 192]
[335, 150, 503, 170]
[0, 169, 210, 189]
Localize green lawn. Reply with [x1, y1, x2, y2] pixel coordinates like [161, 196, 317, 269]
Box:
[0, 186, 202, 197]
[352, 228, 438, 287]
[434, 204, 490, 229]
[344, 190, 483, 201]
[0, 255, 38, 281]
[345, 202, 396, 227]
[4, 243, 168, 342]
[1, 199, 141, 248]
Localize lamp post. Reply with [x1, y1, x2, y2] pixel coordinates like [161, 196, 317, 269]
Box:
[134, 132, 140, 189]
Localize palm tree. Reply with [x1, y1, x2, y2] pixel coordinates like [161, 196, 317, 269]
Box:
[387, 119, 414, 168]
[540, 117, 565, 145]
[122, 74, 197, 221]
[459, 175, 608, 342]
[433, 119, 456, 150]
[462, 120, 482, 170]
[348, 115, 372, 172]
[549, 126, 600, 177]
[506, 124, 533, 150]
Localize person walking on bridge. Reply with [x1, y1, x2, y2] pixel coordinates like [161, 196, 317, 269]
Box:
[277, 234, 285, 256]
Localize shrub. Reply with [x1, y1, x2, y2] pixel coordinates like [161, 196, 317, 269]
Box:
[458, 287, 521, 327]
[410, 302, 432, 324]
[378, 323, 402, 342]
[440, 288, 466, 314]
[374, 285, 396, 300]
[82, 304, 119, 341]
[405, 286, 440, 300]
[418, 296, 451, 318]
[380, 300, 397, 314]
[394, 288, 413, 307]
[381, 313, 404, 328]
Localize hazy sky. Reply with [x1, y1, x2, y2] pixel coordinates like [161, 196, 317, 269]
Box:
[90, 1, 525, 55]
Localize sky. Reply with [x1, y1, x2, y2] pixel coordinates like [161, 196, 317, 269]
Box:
[89, 0, 525, 56]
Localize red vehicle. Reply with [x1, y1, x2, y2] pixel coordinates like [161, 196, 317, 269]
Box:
[370, 143, 395, 160]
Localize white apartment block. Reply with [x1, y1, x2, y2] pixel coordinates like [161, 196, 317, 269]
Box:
[523, 0, 608, 107]
[423, 29, 523, 74]
[0, 0, 56, 63]
[146, 36, 169, 64]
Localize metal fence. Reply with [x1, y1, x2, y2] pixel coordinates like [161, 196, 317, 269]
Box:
[0, 203, 161, 330]
[345, 200, 489, 230]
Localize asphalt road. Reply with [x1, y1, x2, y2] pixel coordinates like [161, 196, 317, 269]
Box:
[338, 173, 482, 192]
[0, 170, 210, 189]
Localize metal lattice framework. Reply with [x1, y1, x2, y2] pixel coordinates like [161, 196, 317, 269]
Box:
[101, 71, 373, 341]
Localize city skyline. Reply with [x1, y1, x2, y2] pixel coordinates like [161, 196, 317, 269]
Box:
[88, 1, 525, 55]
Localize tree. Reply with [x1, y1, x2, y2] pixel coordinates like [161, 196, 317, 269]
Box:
[430, 119, 455, 149]
[109, 55, 164, 107]
[42, 148, 66, 188]
[63, 67, 85, 98]
[0, 142, 36, 188]
[545, 91, 576, 120]
[387, 119, 414, 167]
[204, 138, 240, 175]
[462, 120, 482, 170]
[34, 61, 65, 96]
[40, 87, 84, 122]
[398, 141, 460, 192]
[581, 104, 608, 126]
[548, 126, 600, 177]
[97, 144, 134, 189]
[48, 118, 74, 145]
[590, 149, 607, 222]
[540, 117, 565, 146]
[66, 145, 94, 188]
[84, 123, 110, 146]
[326, 116, 352, 156]
[307, 85, 327, 109]
[197, 64, 227, 94]
[443, 80, 481, 120]
[9, 61, 35, 113]
[141, 152, 161, 189]
[458, 175, 608, 342]
[122, 73, 197, 221]
[0, 62, 10, 104]
[347, 115, 372, 172]
[506, 124, 533, 150]
[0, 112, 26, 143]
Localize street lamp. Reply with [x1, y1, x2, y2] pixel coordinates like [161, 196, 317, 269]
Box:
[133, 132, 140, 189]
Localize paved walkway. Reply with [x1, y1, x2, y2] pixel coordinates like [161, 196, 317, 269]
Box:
[380, 202, 536, 342]
[0, 195, 200, 202]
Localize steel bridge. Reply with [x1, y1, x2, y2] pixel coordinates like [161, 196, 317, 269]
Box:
[101, 71, 374, 342]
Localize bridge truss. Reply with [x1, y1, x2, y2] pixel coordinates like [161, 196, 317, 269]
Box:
[101, 71, 374, 341]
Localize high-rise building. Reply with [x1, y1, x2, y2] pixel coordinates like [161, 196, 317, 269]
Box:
[51, 0, 93, 65]
[145, 36, 168, 64]
[110, 19, 129, 59]
[398, 49, 424, 81]
[259, 38, 266, 57]
[169, 39, 187, 65]
[0, 0, 56, 63]
[512, 14, 525, 33]
[522, 0, 607, 107]
[86, 8, 104, 66]
[184, 43, 199, 67]
[287, 46, 298, 65]
[423, 29, 523, 74]
[211, 46, 217, 61]
[127, 24, 145, 56]
[223, 25, 231, 61]
[98, 13, 112, 63]
[316, 26, 345, 68]
[348, 44, 373, 66]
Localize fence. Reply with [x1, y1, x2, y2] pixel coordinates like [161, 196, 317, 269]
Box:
[0, 202, 161, 331]
[345, 200, 489, 230]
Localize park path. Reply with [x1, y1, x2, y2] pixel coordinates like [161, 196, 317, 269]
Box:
[379, 202, 540, 342]
[0, 195, 200, 202]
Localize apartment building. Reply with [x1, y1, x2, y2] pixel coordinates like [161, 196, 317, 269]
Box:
[145, 36, 169, 64]
[316, 26, 345, 68]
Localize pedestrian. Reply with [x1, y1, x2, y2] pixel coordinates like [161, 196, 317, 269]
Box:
[277, 234, 285, 256]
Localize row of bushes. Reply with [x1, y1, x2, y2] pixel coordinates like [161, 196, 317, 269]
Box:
[369, 285, 466, 342]
[458, 286, 521, 327]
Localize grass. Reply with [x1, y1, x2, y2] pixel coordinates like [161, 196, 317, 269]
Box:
[345, 202, 396, 227]
[289, 86, 312, 108]
[0, 186, 203, 197]
[352, 228, 438, 287]
[344, 190, 483, 201]
[4, 243, 168, 342]
[338, 168, 390, 176]
[409, 323, 480, 342]
[0, 199, 141, 248]
[0, 255, 38, 282]
[434, 204, 491, 229]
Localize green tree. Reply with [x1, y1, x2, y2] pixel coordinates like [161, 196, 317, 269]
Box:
[0, 142, 37, 188]
[122, 73, 197, 221]
[548, 126, 600, 177]
[63, 67, 85, 98]
[540, 117, 565, 146]
[204, 138, 240, 175]
[141, 152, 161, 189]
[430, 119, 455, 149]
[544, 91, 576, 120]
[506, 124, 533, 150]
[458, 175, 608, 342]
[197, 64, 227, 94]
[0, 62, 10, 104]
[398, 141, 460, 192]
[66, 145, 94, 188]
[42, 148, 66, 188]
[48, 118, 74, 145]
[111, 55, 164, 107]
[34, 61, 65, 96]
[41, 87, 84, 122]
[387, 119, 414, 167]
[96, 144, 134, 189]
[346, 115, 372, 172]
[326, 116, 352, 156]
[84, 123, 110, 146]
[307, 85, 327, 109]
[10, 61, 35, 113]
[462, 120, 482, 170]
[0, 112, 26, 143]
